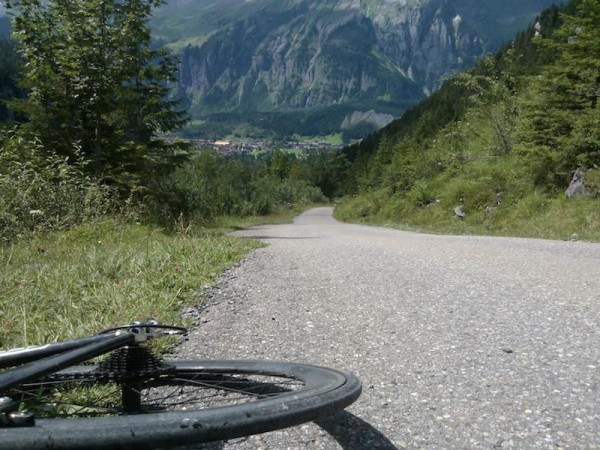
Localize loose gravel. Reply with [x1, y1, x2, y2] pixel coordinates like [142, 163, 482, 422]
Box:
[175, 207, 600, 449]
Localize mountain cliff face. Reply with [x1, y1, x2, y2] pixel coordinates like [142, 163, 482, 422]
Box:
[174, 0, 488, 112]
[4, 1, 563, 138]
[366, 0, 487, 95]
[153, 0, 562, 138]
[177, 2, 424, 116]
[159, 1, 478, 127]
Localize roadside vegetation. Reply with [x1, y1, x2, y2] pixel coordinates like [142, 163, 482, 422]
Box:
[0, 0, 598, 350]
[0, 220, 261, 350]
[0, 0, 331, 348]
[335, 0, 600, 242]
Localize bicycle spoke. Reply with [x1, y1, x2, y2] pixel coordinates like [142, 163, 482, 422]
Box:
[0, 360, 361, 449]
[9, 370, 307, 417]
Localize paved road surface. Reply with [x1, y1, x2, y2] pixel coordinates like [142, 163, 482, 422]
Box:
[177, 207, 600, 449]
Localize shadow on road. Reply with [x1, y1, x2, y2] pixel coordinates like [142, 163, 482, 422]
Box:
[315, 410, 399, 450]
[185, 411, 398, 449]
[174, 411, 399, 450]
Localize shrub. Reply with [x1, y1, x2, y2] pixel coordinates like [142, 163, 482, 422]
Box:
[148, 150, 327, 223]
[0, 127, 113, 242]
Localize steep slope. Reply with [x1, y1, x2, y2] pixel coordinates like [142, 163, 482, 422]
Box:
[336, 0, 600, 240]
[153, 0, 563, 139]
[177, 2, 423, 114]
[453, 0, 564, 44]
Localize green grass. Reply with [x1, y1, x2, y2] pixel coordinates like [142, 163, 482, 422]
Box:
[0, 205, 321, 351]
[296, 133, 344, 145]
[335, 192, 600, 242]
[0, 219, 261, 350]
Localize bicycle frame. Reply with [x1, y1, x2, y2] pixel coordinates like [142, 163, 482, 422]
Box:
[0, 332, 135, 392]
[0, 323, 362, 446]
[0, 322, 188, 395]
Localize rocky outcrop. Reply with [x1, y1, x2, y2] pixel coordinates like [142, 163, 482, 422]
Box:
[566, 169, 587, 199]
[368, 0, 485, 93]
[341, 111, 395, 130]
[178, 4, 424, 116]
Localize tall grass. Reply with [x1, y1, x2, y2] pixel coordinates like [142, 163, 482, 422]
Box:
[335, 85, 600, 242]
[0, 128, 323, 352]
[0, 219, 261, 350]
[336, 189, 600, 242]
[0, 127, 113, 242]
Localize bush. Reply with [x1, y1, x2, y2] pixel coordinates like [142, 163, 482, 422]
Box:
[335, 191, 386, 221]
[0, 127, 113, 242]
[275, 178, 327, 206]
[148, 150, 327, 223]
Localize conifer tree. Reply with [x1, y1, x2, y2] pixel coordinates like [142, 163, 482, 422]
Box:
[0, 37, 20, 121]
[6, 0, 187, 187]
[517, 0, 600, 187]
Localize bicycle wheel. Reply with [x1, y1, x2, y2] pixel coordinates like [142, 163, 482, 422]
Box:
[0, 359, 362, 450]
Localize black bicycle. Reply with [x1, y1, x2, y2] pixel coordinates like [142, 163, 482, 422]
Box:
[0, 321, 361, 449]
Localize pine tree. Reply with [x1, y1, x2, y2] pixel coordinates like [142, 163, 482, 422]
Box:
[6, 0, 187, 187]
[517, 0, 600, 188]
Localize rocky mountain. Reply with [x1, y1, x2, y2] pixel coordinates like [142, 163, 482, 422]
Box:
[153, 0, 563, 139]
[0, 1, 564, 138]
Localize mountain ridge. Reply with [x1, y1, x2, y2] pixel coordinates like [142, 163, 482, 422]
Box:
[1, 1, 565, 140]
[153, 0, 563, 139]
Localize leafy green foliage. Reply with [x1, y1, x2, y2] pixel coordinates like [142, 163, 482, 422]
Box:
[297, 151, 350, 199]
[6, 0, 188, 188]
[148, 150, 327, 224]
[335, 0, 600, 240]
[0, 126, 113, 242]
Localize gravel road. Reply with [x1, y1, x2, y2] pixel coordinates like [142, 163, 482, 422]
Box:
[176, 207, 600, 449]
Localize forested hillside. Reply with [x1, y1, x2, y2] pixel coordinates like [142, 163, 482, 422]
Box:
[335, 0, 600, 241]
[152, 0, 564, 140]
[1, 0, 598, 242]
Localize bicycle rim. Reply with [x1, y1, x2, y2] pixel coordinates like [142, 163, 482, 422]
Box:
[0, 360, 362, 450]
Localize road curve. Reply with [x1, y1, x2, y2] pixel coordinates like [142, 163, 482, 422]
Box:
[178, 207, 600, 449]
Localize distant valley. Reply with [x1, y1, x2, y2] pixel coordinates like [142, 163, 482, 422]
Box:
[0, 1, 565, 141]
[152, 0, 564, 141]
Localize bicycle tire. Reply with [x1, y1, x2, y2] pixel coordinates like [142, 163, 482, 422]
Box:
[0, 359, 362, 449]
